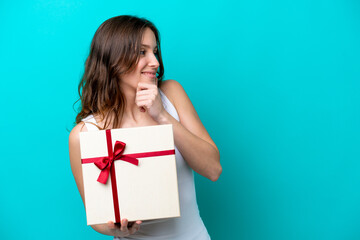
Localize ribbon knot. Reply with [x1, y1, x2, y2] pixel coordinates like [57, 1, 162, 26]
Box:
[94, 141, 139, 184]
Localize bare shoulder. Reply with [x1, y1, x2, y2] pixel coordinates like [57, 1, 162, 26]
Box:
[160, 79, 199, 127]
[160, 79, 188, 107]
[69, 123, 86, 165]
[69, 122, 88, 151]
[160, 79, 183, 92]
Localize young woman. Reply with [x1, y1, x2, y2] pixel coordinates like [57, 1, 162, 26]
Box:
[69, 15, 222, 239]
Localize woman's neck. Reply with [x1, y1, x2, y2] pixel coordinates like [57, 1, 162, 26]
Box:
[120, 83, 147, 123]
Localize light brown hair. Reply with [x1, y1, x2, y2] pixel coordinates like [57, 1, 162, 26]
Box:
[75, 15, 164, 128]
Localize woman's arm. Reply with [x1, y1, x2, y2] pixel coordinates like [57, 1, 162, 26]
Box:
[160, 80, 222, 181]
[136, 79, 222, 181]
[68, 123, 141, 237]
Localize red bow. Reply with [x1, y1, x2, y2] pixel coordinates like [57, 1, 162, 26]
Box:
[94, 141, 139, 184]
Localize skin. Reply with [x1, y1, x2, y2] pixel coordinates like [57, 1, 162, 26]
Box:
[69, 28, 222, 237]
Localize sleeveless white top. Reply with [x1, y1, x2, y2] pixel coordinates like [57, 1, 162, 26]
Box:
[82, 90, 210, 240]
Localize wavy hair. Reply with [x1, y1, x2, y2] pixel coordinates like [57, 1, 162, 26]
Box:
[75, 15, 164, 129]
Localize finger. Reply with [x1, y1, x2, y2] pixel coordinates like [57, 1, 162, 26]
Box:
[135, 89, 155, 113]
[136, 89, 156, 97]
[120, 219, 129, 233]
[136, 100, 152, 109]
[107, 221, 121, 229]
[136, 94, 157, 107]
[137, 82, 156, 91]
[136, 86, 157, 97]
[136, 94, 156, 103]
[129, 221, 142, 234]
[107, 221, 116, 229]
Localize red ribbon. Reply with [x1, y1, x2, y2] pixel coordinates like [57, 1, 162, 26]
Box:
[82, 135, 139, 184]
[81, 129, 175, 223]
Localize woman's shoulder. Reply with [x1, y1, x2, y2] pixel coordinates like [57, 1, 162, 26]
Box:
[160, 79, 187, 106]
[69, 122, 88, 145]
[160, 79, 183, 93]
[160, 79, 182, 88]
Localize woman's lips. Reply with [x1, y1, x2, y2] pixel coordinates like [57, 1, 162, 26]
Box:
[142, 72, 156, 78]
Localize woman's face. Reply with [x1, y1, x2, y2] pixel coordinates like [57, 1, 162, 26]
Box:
[121, 28, 159, 88]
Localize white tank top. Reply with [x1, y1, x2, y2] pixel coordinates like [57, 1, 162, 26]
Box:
[82, 90, 210, 240]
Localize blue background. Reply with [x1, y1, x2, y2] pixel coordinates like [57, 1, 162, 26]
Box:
[1, 0, 359, 239]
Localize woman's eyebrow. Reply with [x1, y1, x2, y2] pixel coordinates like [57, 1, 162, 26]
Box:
[141, 44, 158, 49]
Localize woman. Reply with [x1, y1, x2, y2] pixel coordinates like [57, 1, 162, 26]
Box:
[69, 15, 222, 239]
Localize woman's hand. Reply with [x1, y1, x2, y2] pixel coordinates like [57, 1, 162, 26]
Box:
[136, 78, 166, 122]
[107, 219, 142, 237]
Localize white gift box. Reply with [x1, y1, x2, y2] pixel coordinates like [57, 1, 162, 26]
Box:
[79, 124, 180, 225]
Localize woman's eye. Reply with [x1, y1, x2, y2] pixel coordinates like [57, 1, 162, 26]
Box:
[140, 50, 146, 55]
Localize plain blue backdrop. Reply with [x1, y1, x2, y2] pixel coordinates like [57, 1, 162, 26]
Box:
[1, 0, 360, 239]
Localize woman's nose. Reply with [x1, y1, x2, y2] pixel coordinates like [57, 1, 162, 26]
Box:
[148, 53, 159, 68]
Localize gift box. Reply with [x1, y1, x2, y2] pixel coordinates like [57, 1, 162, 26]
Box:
[79, 124, 180, 225]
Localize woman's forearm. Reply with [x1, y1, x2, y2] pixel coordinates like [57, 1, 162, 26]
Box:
[158, 111, 222, 181]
